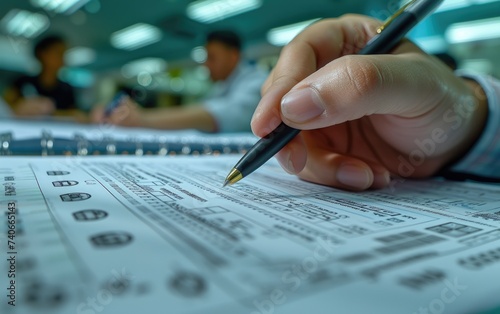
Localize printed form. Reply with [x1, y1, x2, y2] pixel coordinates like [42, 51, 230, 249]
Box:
[1, 155, 499, 314]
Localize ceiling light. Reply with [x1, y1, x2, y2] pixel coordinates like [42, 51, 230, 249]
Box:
[111, 23, 162, 51]
[187, 0, 262, 23]
[121, 58, 167, 78]
[433, 0, 500, 12]
[31, 0, 91, 15]
[0, 9, 50, 38]
[445, 17, 500, 44]
[267, 18, 320, 46]
[65, 47, 96, 67]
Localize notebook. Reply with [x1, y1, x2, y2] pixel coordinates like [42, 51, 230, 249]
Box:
[0, 119, 258, 156]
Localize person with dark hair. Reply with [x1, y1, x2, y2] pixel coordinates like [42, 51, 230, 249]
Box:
[3, 35, 86, 121]
[92, 30, 268, 132]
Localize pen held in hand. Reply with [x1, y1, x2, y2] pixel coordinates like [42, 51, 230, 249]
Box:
[104, 91, 128, 118]
[223, 0, 445, 187]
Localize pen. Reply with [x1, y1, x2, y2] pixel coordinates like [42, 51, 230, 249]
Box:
[223, 0, 445, 187]
[104, 91, 128, 117]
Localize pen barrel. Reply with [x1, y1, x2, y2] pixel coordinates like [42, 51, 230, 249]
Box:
[359, 12, 418, 55]
[235, 123, 301, 177]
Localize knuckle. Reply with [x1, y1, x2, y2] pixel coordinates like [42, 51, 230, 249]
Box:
[341, 56, 383, 101]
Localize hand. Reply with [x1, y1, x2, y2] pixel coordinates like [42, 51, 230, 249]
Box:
[251, 15, 488, 191]
[13, 96, 55, 116]
[90, 96, 143, 127]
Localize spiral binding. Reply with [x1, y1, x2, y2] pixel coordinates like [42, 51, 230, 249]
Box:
[0, 131, 255, 156]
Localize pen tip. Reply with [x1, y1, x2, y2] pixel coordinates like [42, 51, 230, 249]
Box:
[223, 168, 243, 187]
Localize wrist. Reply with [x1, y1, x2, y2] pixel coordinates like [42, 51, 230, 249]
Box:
[438, 77, 489, 171]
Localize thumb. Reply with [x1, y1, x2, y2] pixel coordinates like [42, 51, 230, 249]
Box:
[279, 52, 451, 130]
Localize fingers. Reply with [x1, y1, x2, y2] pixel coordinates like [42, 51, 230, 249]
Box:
[252, 15, 381, 137]
[90, 105, 105, 123]
[279, 52, 445, 130]
[16, 97, 55, 116]
[38, 98, 56, 115]
[274, 134, 307, 174]
[94, 97, 142, 127]
[297, 147, 391, 191]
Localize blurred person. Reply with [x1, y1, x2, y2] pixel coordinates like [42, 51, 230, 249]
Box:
[93, 30, 268, 132]
[251, 14, 499, 191]
[3, 35, 87, 122]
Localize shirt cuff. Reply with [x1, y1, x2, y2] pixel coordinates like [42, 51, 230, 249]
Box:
[448, 71, 500, 177]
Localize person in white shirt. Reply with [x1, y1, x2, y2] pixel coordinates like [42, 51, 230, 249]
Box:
[93, 30, 268, 133]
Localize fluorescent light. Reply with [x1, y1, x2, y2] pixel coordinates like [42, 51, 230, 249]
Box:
[111, 23, 162, 51]
[121, 58, 167, 78]
[65, 47, 96, 67]
[30, 0, 91, 15]
[267, 18, 320, 46]
[187, 0, 262, 23]
[434, 0, 500, 12]
[445, 17, 500, 44]
[0, 9, 50, 38]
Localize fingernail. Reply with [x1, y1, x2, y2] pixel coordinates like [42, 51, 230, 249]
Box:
[281, 88, 325, 123]
[280, 151, 296, 174]
[337, 163, 372, 189]
[382, 171, 391, 186]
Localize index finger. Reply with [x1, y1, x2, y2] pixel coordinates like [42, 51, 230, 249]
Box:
[251, 14, 381, 137]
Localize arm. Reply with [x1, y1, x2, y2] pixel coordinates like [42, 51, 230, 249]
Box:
[92, 96, 217, 132]
[140, 106, 217, 132]
[3, 86, 55, 117]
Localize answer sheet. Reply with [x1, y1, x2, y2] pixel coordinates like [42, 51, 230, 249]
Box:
[1, 155, 499, 314]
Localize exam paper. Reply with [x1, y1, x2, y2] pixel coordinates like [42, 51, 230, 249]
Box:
[1, 155, 499, 314]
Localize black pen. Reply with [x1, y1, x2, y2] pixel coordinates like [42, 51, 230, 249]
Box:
[223, 0, 445, 187]
[104, 91, 128, 117]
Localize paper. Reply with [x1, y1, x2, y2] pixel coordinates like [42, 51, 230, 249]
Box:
[1, 155, 500, 314]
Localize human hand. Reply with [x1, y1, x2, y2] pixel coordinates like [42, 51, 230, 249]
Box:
[90, 96, 143, 127]
[251, 15, 488, 191]
[13, 96, 55, 116]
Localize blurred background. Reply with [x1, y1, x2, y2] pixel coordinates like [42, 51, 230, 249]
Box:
[1, 0, 499, 111]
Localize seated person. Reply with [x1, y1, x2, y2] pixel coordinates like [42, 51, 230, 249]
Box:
[3, 35, 87, 122]
[93, 30, 268, 133]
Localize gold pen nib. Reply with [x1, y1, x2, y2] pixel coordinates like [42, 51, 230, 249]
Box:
[223, 168, 243, 187]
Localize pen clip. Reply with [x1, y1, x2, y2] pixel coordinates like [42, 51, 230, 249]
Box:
[376, 0, 417, 34]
